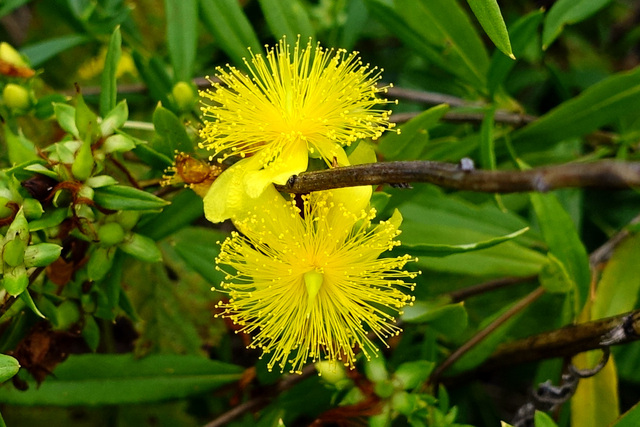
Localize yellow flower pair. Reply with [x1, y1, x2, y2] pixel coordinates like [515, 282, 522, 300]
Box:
[200, 37, 417, 372]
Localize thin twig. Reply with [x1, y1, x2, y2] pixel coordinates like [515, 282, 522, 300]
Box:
[447, 275, 538, 303]
[429, 287, 546, 384]
[203, 364, 316, 427]
[277, 160, 640, 194]
[589, 211, 640, 268]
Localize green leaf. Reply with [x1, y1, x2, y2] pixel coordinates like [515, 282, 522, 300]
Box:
[542, 0, 613, 50]
[393, 361, 435, 390]
[466, 0, 514, 59]
[152, 104, 193, 156]
[3, 126, 37, 165]
[53, 103, 79, 138]
[23, 243, 62, 268]
[513, 67, 640, 151]
[487, 10, 544, 95]
[591, 234, 640, 319]
[132, 52, 174, 109]
[20, 35, 90, 67]
[479, 106, 496, 170]
[136, 190, 204, 241]
[539, 253, 574, 294]
[100, 100, 128, 137]
[20, 291, 45, 318]
[404, 227, 529, 257]
[165, 0, 198, 82]
[529, 191, 590, 312]
[0, 0, 32, 18]
[0, 354, 243, 405]
[94, 251, 125, 320]
[402, 301, 468, 337]
[378, 104, 450, 160]
[338, 0, 369, 51]
[100, 27, 122, 117]
[257, 0, 315, 41]
[27, 208, 67, 231]
[534, 411, 559, 427]
[198, 0, 261, 67]
[119, 233, 162, 263]
[393, 0, 489, 89]
[612, 401, 640, 427]
[171, 227, 227, 286]
[93, 185, 170, 211]
[0, 354, 19, 383]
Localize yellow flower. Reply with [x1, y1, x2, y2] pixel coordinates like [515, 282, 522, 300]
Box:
[200, 37, 396, 223]
[214, 186, 418, 374]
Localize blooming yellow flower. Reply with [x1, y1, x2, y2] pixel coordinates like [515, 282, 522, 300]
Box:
[200, 37, 396, 223]
[214, 186, 418, 374]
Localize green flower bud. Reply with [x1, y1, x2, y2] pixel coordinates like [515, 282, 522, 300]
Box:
[2, 265, 28, 296]
[53, 300, 81, 331]
[98, 222, 125, 247]
[119, 232, 162, 263]
[172, 81, 196, 112]
[114, 211, 140, 231]
[3, 237, 26, 267]
[22, 198, 43, 220]
[315, 361, 347, 384]
[24, 243, 62, 268]
[0, 42, 28, 67]
[3, 84, 31, 112]
[87, 246, 115, 281]
[0, 196, 13, 219]
[71, 139, 94, 181]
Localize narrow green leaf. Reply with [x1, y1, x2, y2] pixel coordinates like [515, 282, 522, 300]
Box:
[20, 35, 90, 67]
[100, 100, 128, 137]
[402, 301, 468, 337]
[93, 185, 170, 211]
[539, 253, 574, 294]
[94, 251, 125, 320]
[513, 66, 640, 151]
[172, 227, 227, 286]
[466, 0, 514, 59]
[164, 0, 198, 82]
[27, 208, 67, 231]
[529, 191, 590, 311]
[378, 104, 450, 160]
[542, 0, 613, 50]
[100, 27, 122, 117]
[612, 401, 640, 427]
[136, 190, 204, 241]
[339, 0, 369, 51]
[487, 10, 544, 95]
[0, 354, 20, 383]
[198, 0, 261, 67]
[0, 354, 243, 405]
[19, 291, 45, 318]
[53, 103, 79, 138]
[132, 52, 174, 108]
[152, 105, 193, 156]
[534, 411, 559, 427]
[119, 233, 163, 263]
[4, 126, 37, 165]
[404, 227, 529, 257]
[0, 0, 32, 18]
[394, 0, 489, 89]
[479, 106, 496, 170]
[591, 234, 640, 319]
[257, 0, 314, 41]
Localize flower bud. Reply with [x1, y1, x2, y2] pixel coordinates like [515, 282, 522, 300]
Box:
[114, 211, 140, 231]
[119, 232, 162, 263]
[172, 81, 196, 112]
[22, 198, 43, 220]
[3, 84, 31, 112]
[315, 361, 347, 384]
[3, 237, 26, 267]
[98, 222, 125, 247]
[0, 42, 28, 67]
[24, 243, 62, 268]
[71, 139, 94, 181]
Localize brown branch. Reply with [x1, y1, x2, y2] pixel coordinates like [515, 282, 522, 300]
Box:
[472, 309, 640, 374]
[589, 211, 640, 268]
[202, 364, 316, 427]
[429, 287, 546, 384]
[277, 160, 640, 194]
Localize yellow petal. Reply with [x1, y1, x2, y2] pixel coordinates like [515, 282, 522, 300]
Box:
[311, 139, 349, 167]
[203, 156, 260, 223]
[244, 140, 309, 198]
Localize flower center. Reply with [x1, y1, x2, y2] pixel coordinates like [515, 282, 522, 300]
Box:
[303, 270, 324, 314]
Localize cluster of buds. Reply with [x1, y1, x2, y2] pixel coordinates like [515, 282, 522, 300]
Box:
[0, 43, 35, 116]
